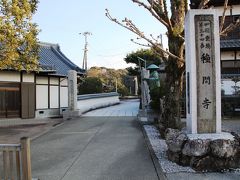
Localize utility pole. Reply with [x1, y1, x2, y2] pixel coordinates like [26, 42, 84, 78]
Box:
[79, 32, 92, 71]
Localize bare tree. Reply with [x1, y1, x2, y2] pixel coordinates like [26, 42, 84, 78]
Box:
[106, 0, 240, 129]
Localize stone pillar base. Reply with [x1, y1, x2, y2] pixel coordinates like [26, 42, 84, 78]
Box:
[165, 129, 240, 172]
[63, 110, 82, 120]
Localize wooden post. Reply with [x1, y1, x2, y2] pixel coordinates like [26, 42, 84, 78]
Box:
[3, 151, 9, 180]
[21, 137, 32, 180]
[9, 151, 14, 180]
[16, 151, 21, 180]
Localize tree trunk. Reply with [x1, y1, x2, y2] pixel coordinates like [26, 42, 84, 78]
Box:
[162, 34, 185, 129]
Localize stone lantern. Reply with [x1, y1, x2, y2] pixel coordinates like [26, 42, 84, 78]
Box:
[145, 64, 160, 90]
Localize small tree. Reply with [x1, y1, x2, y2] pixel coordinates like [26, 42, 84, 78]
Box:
[0, 0, 39, 71]
[125, 48, 163, 75]
[78, 77, 103, 95]
[87, 67, 130, 95]
[125, 48, 163, 66]
[106, 0, 240, 129]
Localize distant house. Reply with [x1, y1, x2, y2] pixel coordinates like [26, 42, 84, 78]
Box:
[190, 0, 240, 115]
[190, 0, 240, 95]
[0, 42, 85, 119]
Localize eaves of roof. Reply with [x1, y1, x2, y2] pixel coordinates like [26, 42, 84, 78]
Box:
[38, 42, 85, 76]
[220, 39, 240, 50]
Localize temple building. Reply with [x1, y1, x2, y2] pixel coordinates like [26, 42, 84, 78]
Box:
[190, 0, 240, 116]
[0, 42, 85, 119]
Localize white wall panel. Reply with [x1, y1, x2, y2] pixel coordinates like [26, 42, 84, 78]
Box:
[221, 51, 235, 60]
[215, 5, 240, 16]
[237, 51, 240, 60]
[36, 76, 48, 84]
[50, 86, 59, 108]
[36, 85, 48, 109]
[215, 7, 231, 16]
[0, 72, 20, 82]
[232, 5, 240, 15]
[60, 87, 68, 107]
[23, 73, 34, 82]
[60, 78, 68, 86]
[50, 77, 59, 85]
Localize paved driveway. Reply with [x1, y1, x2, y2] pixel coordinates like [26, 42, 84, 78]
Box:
[31, 99, 159, 180]
[82, 99, 139, 117]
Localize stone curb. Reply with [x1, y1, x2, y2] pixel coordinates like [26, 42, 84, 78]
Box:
[138, 117, 168, 180]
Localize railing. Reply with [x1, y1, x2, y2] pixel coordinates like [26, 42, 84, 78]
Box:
[0, 137, 32, 180]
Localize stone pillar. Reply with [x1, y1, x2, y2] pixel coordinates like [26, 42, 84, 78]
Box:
[134, 76, 138, 96]
[141, 68, 150, 111]
[68, 70, 77, 111]
[63, 70, 81, 119]
[185, 10, 221, 134]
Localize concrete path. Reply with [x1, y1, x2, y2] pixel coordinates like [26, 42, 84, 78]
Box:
[31, 100, 159, 180]
[82, 99, 139, 117]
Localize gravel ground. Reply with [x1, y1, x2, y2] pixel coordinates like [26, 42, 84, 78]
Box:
[144, 125, 195, 174]
[144, 124, 240, 174]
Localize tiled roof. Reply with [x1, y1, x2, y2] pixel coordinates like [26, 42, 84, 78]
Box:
[39, 42, 85, 76]
[220, 39, 240, 50]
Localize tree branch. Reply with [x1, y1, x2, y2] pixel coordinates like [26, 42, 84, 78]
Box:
[162, 0, 172, 30]
[184, 0, 189, 14]
[148, 0, 173, 31]
[130, 39, 151, 47]
[178, 34, 185, 42]
[220, 19, 240, 36]
[132, 0, 170, 29]
[198, 0, 211, 9]
[220, 0, 229, 32]
[105, 9, 184, 63]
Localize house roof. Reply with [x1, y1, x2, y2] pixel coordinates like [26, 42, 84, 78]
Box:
[190, 0, 240, 9]
[38, 42, 85, 76]
[220, 39, 240, 50]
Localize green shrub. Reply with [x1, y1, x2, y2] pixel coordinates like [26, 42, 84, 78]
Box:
[78, 77, 102, 94]
[149, 84, 166, 111]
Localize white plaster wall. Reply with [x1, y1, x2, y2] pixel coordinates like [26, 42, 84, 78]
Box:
[50, 86, 59, 108]
[36, 85, 48, 109]
[221, 51, 235, 60]
[214, 5, 240, 16]
[237, 51, 240, 60]
[60, 86, 68, 107]
[232, 5, 240, 15]
[215, 7, 231, 16]
[0, 72, 20, 82]
[50, 77, 59, 85]
[222, 79, 240, 95]
[22, 73, 34, 82]
[36, 76, 48, 84]
[77, 96, 120, 114]
[35, 109, 60, 118]
[60, 78, 68, 86]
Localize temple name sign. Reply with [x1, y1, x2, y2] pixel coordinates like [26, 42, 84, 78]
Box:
[185, 10, 221, 134]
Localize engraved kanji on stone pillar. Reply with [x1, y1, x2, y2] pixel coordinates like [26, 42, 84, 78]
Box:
[185, 10, 221, 134]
